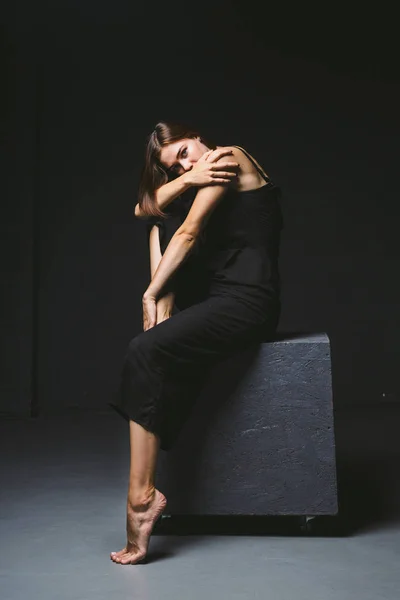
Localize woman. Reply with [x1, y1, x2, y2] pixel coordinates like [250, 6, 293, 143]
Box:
[110, 121, 283, 565]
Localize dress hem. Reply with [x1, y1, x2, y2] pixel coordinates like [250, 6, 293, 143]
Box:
[108, 402, 172, 451]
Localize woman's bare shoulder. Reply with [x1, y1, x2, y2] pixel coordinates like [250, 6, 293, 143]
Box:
[221, 145, 270, 188]
[215, 145, 250, 170]
[220, 145, 254, 166]
[216, 145, 242, 157]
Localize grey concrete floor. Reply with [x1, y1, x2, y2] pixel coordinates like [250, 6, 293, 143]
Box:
[1, 406, 399, 600]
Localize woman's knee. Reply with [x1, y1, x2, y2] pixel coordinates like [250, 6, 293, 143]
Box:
[127, 332, 146, 354]
[126, 330, 161, 364]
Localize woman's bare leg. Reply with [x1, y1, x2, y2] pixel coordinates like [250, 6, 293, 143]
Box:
[110, 420, 167, 565]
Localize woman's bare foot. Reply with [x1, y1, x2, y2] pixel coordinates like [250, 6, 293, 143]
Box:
[110, 488, 167, 565]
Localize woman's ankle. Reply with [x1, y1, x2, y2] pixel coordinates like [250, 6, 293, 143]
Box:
[128, 485, 156, 510]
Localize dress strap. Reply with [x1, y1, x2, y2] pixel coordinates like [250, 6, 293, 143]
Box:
[231, 145, 270, 183]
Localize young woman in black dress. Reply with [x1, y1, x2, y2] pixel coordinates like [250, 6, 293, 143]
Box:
[110, 121, 283, 565]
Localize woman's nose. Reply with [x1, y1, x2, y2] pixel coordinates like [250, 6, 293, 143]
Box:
[181, 159, 193, 172]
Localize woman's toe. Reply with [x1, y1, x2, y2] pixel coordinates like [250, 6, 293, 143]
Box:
[121, 552, 145, 565]
[120, 552, 135, 564]
[111, 549, 126, 562]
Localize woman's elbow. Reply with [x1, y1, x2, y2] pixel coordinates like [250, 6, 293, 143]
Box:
[177, 227, 198, 244]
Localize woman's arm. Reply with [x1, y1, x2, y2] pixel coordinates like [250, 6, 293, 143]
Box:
[148, 224, 175, 324]
[135, 175, 191, 218]
[135, 148, 239, 218]
[142, 173, 231, 330]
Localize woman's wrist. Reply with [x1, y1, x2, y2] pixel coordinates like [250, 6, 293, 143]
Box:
[181, 172, 193, 188]
[143, 288, 157, 301]
[136, 174, 192, 219]
[152, 174, 192, 213]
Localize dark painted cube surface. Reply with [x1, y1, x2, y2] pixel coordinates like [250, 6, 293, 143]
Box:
[155, 333, 338, 516]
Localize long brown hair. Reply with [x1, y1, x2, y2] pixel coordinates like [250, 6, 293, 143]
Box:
[137, 121, 216, 218]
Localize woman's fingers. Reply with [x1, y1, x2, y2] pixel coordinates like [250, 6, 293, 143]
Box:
[211, 162, 239, 172]
[209, 148, 235, 162]
[192, 151, 239, 186]
[211, 161, 239, 170]
[202, 148, 233, 163]
[202, 149, 214, 162]
[213, 171, 237, 178]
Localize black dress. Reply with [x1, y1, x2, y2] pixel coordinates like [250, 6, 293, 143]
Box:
[110, 146, 284, 451]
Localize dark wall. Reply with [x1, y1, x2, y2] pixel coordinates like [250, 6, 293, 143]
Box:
[3, 2, 399, 414]
[1, 9, 36, 416]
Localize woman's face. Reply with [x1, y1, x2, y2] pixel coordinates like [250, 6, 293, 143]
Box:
[159, 137, 209, 177]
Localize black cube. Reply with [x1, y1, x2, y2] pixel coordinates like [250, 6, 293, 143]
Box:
[155, 332, 338, 516]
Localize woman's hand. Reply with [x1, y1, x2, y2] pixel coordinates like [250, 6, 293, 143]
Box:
[142, 292, 157, 331]
[143, 291, 175, 330]
[156, 292, 175, 325]
[183, 148, 239, 187]
[134, 148, 239, 218]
